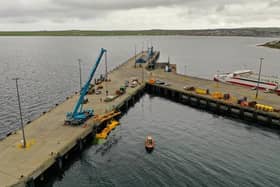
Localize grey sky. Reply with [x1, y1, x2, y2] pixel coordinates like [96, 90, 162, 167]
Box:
[0, 0, 279, 30]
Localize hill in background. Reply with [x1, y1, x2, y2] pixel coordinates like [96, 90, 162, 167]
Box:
[1, 28, 280, 37]
[261, 40, 280, 49]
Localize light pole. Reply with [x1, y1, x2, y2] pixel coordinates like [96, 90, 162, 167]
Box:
[13, 78, 26, 148]
[216, 70, 220, 88]
[105, 51, 108, 96]
[105, 51, 108, 81]
[142, 64, 144, 83]
[256, 58, 264, 99]
[78, 59, 82, 90]
[134, 45, 137, 67]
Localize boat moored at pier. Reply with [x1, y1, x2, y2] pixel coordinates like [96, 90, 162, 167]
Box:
[214, 70, 280, 93]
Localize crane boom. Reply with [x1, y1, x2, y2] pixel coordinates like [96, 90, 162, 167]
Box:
[72, 48, 106, 115]
[65, 48, 106, 125]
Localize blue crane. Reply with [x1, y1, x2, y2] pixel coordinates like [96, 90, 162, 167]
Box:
[65, 48, 107, 125]
[148, 46, 154, 57]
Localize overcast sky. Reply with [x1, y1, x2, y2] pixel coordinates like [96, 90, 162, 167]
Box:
[0, 0, 280, 30]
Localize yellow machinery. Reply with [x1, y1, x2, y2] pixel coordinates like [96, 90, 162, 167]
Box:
[255, 104, 274, 112]
[211, 92, 223, 99]
[95, 111, 121, 123]
[195, 88, 208, 95]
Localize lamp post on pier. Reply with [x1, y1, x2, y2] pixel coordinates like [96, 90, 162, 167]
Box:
[105, 51, 108, 81]
[105, 51, 108, 96]
[78, 58, 82, 90]
[13, 77, 26, 148]
[256, 58, 264, 99]
[134, 45, 137, 67]
[142, 64, 144, 83]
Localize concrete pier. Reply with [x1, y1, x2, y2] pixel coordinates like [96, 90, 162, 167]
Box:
[0, 51, 158, 187]
[145, 68, 280, 126]
[1, 49, 280, 186]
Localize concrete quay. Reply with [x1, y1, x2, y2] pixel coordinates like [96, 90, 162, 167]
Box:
[0, 51, 158, 187]
[1, 49, 280, 186]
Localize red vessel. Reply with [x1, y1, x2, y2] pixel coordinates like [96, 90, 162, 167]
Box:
[214, 70, 280, 93]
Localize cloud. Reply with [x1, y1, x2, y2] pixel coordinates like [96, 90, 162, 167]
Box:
[54, 0, 186, 10]
[0, 0, 279, 30]
[0, 0, 187, 19]
[269, 0, 280, 6]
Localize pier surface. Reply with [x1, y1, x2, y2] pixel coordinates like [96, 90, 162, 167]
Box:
[0, 52, 154, 187]
[153, 69, 280, 112]
[1, 51, 280, 187]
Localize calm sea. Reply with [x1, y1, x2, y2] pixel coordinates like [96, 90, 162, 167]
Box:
[1, 36, 280, 186]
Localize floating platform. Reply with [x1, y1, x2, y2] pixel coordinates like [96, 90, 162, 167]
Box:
[95, 120, 120, 140]
[1, 49, 280, 187]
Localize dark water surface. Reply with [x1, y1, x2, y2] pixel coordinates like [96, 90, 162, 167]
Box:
[44, 95, 280, 187]
[1, 36, 280, 138]
[1, 36, 280, 186]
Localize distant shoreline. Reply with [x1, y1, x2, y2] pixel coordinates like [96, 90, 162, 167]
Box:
[260, 40, 280, 49]
[1, 28, 280, 37]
